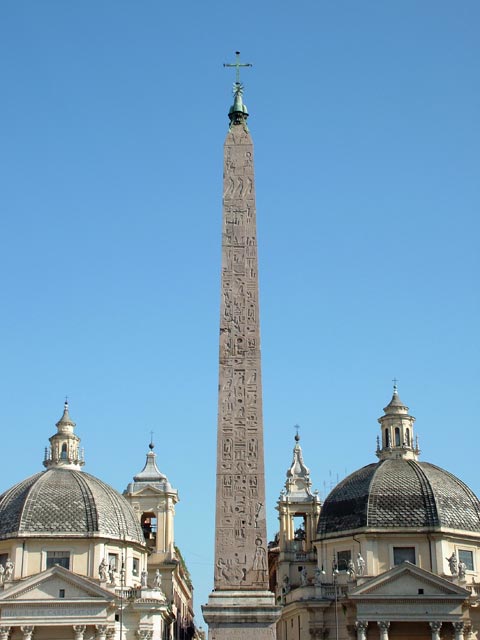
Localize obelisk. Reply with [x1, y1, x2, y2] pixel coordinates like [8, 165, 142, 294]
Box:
[202, 53, 280, 640]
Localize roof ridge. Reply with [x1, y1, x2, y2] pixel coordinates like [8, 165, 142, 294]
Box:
[366, 460, 384, 527]
[70, 470, 99, 533]
[407, 460, 439, 526]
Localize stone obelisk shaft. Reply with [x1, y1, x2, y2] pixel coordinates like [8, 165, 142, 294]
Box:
[203, 75, 279, 638]
[214, 124, 268, 591]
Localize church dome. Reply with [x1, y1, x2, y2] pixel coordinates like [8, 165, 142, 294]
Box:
[0, 401, 144, 545]
[318, 387, 480, 538]
[0, 467, 145, 545]
[317, 458, 480, 536]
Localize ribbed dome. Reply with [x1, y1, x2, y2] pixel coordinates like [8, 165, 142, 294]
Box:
[0, 468, 145, 545]
[318, 459, 480, 536]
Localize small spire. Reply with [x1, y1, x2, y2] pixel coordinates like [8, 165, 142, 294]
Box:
[149, 431, 155, 450]
[56, 398, 76, 430]
[284, 426, 313, 499]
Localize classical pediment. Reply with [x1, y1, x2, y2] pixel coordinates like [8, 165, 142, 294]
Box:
[350, 562, 469, 600]
[128, 485, 169, 497]
[0, 566, 115, 626]
[0, 565, 115, 602]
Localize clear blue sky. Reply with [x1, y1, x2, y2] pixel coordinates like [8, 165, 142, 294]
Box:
[1, 0, 479, 628]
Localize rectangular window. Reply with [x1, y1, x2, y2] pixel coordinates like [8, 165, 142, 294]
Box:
[336, 550, 351, 571]
[108, 553, 118, 571]
[132, 557, 139, 576]
[393, 547, 415, 565]
[46, 551, 70, 569]
[0, 554, 8, 568]
[459, 549, 474, 571]
[59, 589, 65, 598]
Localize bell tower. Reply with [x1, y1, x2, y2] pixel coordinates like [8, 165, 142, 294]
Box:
[276, 433, 321, 596]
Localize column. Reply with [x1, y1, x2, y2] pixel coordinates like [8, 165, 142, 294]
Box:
[73, 625, 86, 640]
[377, 621, 390, 640]
[21, 627, 34, 640]
[429, 621, 442, 640]
[355, 620, 368, 640]
[0, 628, 10, 640]
[95, 624, 108, 640]
[453, 621, 465, 640]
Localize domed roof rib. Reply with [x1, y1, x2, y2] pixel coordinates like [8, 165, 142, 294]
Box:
[69, 470, 100, 532]
[408, 460, 439, 526]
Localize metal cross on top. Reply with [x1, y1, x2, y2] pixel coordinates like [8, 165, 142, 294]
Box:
[223, 51, 252, 84]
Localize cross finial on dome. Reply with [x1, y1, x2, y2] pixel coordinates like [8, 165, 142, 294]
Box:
[149, 431, 155, 450]
[294, 424, 300, 442]
[392, 378, 399, 394]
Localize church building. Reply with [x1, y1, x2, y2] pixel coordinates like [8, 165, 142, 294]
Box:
[0, 402, 200, 640]
[271, 386, 480, 640]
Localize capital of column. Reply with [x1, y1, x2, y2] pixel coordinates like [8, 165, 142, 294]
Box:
[21, 627, 34, 640]
[95, 625, 108, 640]
[453, 621, 465, 640]
[0, 627, 10, 640]
[429, 621, 442, 640]
[356, 620, 368, 640]
[137, 630, 153, 640]
[377, 621, 390, 640]
[73, 625, 86, 640]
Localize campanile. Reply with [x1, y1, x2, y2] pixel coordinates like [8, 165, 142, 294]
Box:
[202, 54, 280, 639]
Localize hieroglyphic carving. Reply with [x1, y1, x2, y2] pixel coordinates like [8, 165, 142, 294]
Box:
[214, 123, 268, 590]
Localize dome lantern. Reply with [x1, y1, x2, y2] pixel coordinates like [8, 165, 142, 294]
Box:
[376, 383, 420, 461]
[43, 400, 85, 470]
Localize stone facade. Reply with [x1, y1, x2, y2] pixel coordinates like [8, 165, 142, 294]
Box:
[270, 391, 480, 640]
[0, 404, 200, 640]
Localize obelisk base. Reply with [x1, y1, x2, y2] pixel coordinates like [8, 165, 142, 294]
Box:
[202, 590, 280, 640]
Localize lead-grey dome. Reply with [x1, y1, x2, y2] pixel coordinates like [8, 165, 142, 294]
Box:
[0, 468, 145, 545]
[318, 459, 480, 537]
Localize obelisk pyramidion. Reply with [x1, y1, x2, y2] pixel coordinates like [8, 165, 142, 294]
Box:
[202, 52, 280, 640]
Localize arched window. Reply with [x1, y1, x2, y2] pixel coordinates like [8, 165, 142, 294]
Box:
[61, 443, 67, 460]
[395, 427, 401, 447]
[141, 512, 157, 544]
[405, 428, 410, 446]
[385, 429, 390, 448]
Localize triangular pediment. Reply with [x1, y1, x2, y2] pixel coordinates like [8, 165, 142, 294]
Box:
[128, 484, 170, 496]
[350, 562, 469, 599]
[0, 565, 115, 602]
